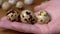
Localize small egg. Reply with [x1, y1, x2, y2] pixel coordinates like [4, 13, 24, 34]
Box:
[7, 9, 20, 22]
[0, 0, 3, 6]
[20, 10, 36, 24]
[8, 0, 18, 5]
[16, 1, 24, 8]
[24, 0, 34, 5]
[35, 10, 50, 24]
[2, 2, 12, 10]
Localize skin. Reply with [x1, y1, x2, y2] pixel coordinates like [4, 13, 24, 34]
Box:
[0, 0, 60, 34]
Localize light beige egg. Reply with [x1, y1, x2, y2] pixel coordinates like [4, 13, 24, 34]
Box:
[35, 10, 50, 24]
[24, 0, 34, 5]
[20, 10, 36, 24]
[8, 0, 18, 5]
[7, 9, 20, 22]
[16, 1, 24, 8]
[2, 2, 12, 10]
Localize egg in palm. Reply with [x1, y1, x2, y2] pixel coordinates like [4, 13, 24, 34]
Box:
[35, 10, 50, 24]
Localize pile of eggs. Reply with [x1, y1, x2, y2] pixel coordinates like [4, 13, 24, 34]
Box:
[0, 0, 34, 10]
[0, 0, 50, 24]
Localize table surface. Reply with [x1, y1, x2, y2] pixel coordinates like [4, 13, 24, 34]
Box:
[0, 0, 48, 34]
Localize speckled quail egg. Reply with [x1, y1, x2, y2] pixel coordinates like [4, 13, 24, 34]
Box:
[16, 1, 24, 8]
[24, 0, 34, 5]
[8, 0, 18, 5]
[35, 10, 50, 24]
[7, 9, 20, 22]
[20, 10, 36, 24]
[2, 2, 12, 10]
[0, 0, 3, 6]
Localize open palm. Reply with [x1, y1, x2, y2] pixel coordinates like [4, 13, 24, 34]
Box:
[0, 0, 60, 34]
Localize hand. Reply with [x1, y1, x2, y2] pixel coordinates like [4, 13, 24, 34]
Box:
[0, 0, 60, 34]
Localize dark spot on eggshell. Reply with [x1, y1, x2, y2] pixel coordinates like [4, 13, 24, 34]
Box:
[15, 15, 16, 16]
[11, 10, 15, 13]
[7, 13, 9, 15]
[30, 18, 35, 24]
[26, 12, 31, 15]
[11, 15, 13, 17]
[28, 15, 35, 24]
[30, 15, 33, 18]
[22, 15, 24, 17]
[39, 13, 41, 15]
[24, 19, 27, 21]
[44, 14, 47, 16]
[39, 12, 43, 15]
[40, 20, 43, 22]
[7, 10, 15, 15]
[32, 19, 35, 21]
[29, 15, 33, 20]
[30, 21, 35, 24]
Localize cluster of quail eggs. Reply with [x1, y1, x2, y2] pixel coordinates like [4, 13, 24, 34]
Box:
[7, 9, 50, 24]
[0, 0, 50, 24]
[0, 0, 34, 10]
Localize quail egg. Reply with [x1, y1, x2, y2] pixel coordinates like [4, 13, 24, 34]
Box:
[7, 9, 20, 22]
[35, 10, 50, 24]
[16, 1, 24, 8]
[20, 10, 36, 24]
[2, 2, 12, 10]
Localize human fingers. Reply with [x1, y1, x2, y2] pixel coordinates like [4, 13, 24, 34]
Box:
[0, 16, 14, 29]
[0, 16, 10, 22]
[11, 22, 41, 34]
[34, 1, 50, 12]
[0, 16, 41, 34]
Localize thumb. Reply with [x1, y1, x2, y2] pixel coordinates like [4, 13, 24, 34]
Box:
[34, 1, 50, 12]
[0, 16, 10, 22]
